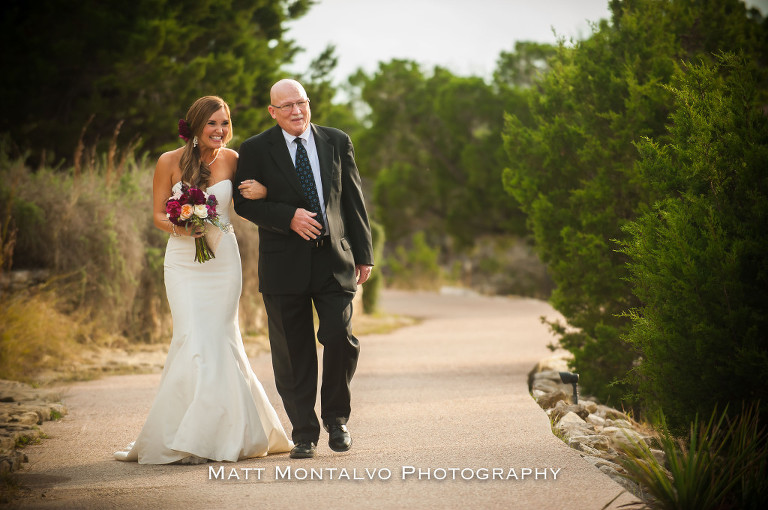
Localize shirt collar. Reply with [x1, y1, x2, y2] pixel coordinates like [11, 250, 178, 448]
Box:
[281, 125, 312, 145]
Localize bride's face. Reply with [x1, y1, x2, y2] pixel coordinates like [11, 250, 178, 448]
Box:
[199, 108, 230, 150]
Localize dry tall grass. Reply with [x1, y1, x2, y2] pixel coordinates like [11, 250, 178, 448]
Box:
[0, 146, 266, 382]
[0, 289, 89, 382]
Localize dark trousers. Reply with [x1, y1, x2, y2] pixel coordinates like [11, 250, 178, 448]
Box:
[262, 246, 359, 443]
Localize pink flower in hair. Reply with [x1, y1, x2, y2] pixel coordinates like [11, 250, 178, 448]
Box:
[178, 119, 192, 142]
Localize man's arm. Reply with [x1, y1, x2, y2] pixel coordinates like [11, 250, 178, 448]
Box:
[233, 139, 295, 234]
[338, 132, 374, 267]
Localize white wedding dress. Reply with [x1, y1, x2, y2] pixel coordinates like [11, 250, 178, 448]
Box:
[114, 180, 292, 464]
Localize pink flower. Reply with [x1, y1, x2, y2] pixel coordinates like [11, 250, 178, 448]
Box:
[166, 200, 182, 220]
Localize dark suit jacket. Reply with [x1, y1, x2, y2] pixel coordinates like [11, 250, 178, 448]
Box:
[234, 124, 373, 294]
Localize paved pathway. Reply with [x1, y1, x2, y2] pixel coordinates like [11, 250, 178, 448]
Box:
[14, 289, 638, 509]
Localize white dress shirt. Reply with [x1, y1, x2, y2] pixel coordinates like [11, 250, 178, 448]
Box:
[281, 127, 327, 229]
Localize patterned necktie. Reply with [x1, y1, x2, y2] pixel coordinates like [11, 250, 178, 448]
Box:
[294, 137, 325, 234]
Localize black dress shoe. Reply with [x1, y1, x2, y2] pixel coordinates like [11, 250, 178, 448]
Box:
[289, 440, 316, 459]
[326, 424, 352, 452]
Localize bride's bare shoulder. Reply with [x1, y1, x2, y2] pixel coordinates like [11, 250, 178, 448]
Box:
[157, 147, 184, 166]
[221, 147, 239, 161]
[220, 148, 239, 178]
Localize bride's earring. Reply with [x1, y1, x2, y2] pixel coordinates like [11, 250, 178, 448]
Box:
[193, 136, 198, 148]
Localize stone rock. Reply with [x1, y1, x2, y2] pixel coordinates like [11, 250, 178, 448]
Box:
[535, 389, 569, 409]
[586, 413, 606, 428]
[580, 399, 599, 414]
[530, 370, 575, 396]
[0, 379, 68, 474]
[583, 455, 622, 471]
[603, 426, 649, 452]
[527, 354, 572, 391]
[559, 411, 587, 425]
[532, 379, 562, 394]
[14, 411, 41, 426]
[599, 464, 642, 497]
[556, 412, 595, 439]
[650, 448, 666, 465]
[605, 418, 634, 429]
[596, 405, 632, 422]
[568, 439, 600, 455]
[551, 401, 589, 422]
[569, 434, 612, 452]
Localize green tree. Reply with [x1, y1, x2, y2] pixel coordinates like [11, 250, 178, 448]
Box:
[502, 0, 767, 406]
[620, 54, 768, 429]
[494, 41, 557, 90]
[351, 57, 538, 250]
[0, 0, 313, 164]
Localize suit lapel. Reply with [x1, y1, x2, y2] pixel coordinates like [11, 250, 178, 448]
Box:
[312, 124, 334, 204]
[267, 125, 304, 198]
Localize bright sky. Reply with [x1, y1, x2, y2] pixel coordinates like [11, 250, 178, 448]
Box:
[285, 0, 768, 84]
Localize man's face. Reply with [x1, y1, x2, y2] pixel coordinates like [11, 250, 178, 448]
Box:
[269, 83, 311, 137]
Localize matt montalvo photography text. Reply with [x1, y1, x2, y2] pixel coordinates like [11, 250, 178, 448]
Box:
[208, 465, 563, 482]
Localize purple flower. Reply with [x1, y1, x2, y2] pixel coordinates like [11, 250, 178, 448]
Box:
[188, 187, 206, 205]
[178, 119, 192, 142]
[206, 194, 218, 207]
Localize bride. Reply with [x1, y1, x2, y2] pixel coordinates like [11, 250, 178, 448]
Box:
[114, 96, 292, 464]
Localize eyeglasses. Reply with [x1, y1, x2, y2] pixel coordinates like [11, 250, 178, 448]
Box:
[270, 99, 310, 112]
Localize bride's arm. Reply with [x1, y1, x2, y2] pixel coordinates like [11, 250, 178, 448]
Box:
[238, 179, 267, 200]
[152, 151, 202, 237]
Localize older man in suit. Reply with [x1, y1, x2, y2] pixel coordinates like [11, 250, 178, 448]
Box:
[234, 79, 374, 459]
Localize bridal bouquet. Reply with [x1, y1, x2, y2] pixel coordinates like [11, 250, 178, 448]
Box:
[166, 184, 226, 263]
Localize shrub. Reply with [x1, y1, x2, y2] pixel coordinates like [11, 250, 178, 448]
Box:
[385, 231, 442, 290]
[0, 147, 268, 381]
[362, 219, 385, 313]
[620, 54, 768, 429]
[502, 0, 768, 410]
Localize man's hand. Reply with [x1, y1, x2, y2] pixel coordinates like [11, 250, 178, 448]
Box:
[290, 208, 323, 240]
[238, 179, 267, 200]
[356, 265, 373, 285]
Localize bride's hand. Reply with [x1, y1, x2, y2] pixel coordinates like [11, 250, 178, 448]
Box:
[239, 179, 267, 200]
[189, 225, 205, 238]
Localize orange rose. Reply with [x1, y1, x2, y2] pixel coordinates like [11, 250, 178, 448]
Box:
[180, 204, 194, 221]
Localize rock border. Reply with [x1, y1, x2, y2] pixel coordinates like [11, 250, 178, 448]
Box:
[0, 379, 68, 474]
[529, 355, 660, 500]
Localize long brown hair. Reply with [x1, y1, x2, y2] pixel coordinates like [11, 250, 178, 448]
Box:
[179, 96, 233, 190]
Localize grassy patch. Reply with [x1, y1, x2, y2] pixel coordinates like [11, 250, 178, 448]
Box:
[0, 290, 86, 383]
[0, 471, 23, 506]
[15, 434, 41, 449]
[353, 313, 420, 336]
[616, 403, 768, 509]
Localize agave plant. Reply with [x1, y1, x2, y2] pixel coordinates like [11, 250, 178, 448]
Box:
[616, 403, 767, 510]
